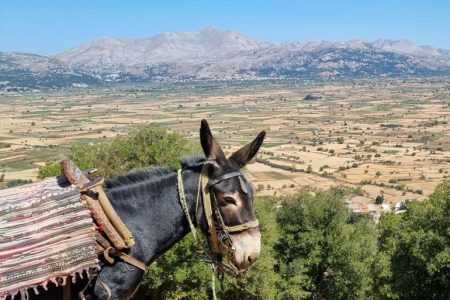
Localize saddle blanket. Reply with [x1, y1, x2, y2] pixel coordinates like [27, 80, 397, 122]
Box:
[0, 176, 98, 300]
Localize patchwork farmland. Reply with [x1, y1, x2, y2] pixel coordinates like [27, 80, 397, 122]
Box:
[1, 77, 449, 211]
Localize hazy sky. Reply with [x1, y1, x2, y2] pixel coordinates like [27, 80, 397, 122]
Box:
[1, 0, 449, 55]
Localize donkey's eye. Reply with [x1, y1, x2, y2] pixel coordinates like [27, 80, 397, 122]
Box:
[224, 197, 237, 205]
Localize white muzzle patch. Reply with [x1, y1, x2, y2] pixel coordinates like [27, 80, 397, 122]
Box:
[229, 229, 261, 271]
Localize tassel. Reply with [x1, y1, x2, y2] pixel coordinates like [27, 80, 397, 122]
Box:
[33, 286, 39, 295]
[50, 277, 58, 287]
[9, 290, 19, 300]
[19, 290, 29, 300]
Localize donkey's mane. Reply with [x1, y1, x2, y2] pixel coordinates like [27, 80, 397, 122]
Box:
[105, 156, 205, 190]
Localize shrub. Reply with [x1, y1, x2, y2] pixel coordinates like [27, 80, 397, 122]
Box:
[38, 124, 199, 179]
[7, 179, 32, 187]
[375, 195, 384, 204]
[37, 161, 63, 179]
[274, 189, 377, 299]
[376, 180, 450, 299]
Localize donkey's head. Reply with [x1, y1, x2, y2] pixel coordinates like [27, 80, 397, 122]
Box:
[199, 120, 265, 272]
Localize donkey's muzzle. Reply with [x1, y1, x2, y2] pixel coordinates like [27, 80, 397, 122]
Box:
[229, 228, 261, 271]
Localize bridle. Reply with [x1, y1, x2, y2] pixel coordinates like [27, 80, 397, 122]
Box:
[177, 164, 260, 276]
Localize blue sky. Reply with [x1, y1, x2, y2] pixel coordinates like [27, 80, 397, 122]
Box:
[1, 0, 449, 55]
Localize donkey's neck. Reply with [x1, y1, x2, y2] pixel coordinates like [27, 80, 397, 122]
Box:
[106, 167, 201, 265]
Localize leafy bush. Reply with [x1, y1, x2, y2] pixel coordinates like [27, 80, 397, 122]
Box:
[0, 142, 11, 149]
[7, 179, 32, 187]
[375, 195, 384, 204]
[37, 161, 63, 179]
[38, 124, 199, 179]
[303, 94, 321, 101]
[376, 181, 450, 299]
[274, 189, 377, 299]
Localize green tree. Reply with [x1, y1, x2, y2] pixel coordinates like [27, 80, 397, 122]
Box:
[274, 189, 377, 299]
[375, 195, 384, 204]
[38, 124, 199, 179]
[375, 180, 450, 299]
[139, 235, 212, 300]
[7, 179, 32, 187]
[37, 161, 62, 179]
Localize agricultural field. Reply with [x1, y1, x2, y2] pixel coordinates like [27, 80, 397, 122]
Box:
[1, 77, 449, 210]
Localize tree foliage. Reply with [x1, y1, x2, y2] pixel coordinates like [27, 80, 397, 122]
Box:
[375, 181, 450, 299]
[139, 236, 212, 300]
[6, 178, 33, 187]
[37, 161, 62, 179]
[274, 189, 377, 299]
[37, 124, 199, 179]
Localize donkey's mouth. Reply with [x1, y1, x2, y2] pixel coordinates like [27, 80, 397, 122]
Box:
[229, 229, 261, 271]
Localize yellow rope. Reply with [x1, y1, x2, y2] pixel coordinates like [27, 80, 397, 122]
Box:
[177, 169, 198, 241]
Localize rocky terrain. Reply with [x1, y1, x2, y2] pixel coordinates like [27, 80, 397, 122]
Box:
[0, 52, 98, 91]
[1, 26, 450, 90]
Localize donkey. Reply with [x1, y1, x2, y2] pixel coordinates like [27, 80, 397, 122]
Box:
[63, 119, 265, 299]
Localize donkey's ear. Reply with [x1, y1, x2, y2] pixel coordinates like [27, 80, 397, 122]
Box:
[229, 131, 266, 168]
[200, 119, 226, 166]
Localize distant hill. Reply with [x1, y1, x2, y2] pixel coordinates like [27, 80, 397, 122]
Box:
[2, 27, 450, 90]
[0, 52, 98, 91]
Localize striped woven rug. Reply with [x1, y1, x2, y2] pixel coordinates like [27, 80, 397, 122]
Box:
[0, 176, 98, 300]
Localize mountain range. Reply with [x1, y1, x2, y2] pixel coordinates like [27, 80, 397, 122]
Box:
[2, 26, 450, 90]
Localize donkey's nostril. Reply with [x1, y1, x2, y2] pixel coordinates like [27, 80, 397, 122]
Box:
[247, 253, 258, 265]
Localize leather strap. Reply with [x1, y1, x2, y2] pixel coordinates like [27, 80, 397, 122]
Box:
[208, 171, 242, 187]
[98, 277, 112, 300]
[103, 247, 149, 274]
[225, 219, 259, 233]
[199, 166, 222, 253]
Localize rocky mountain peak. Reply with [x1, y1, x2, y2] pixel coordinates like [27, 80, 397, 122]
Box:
[2, 27, 450, 90]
